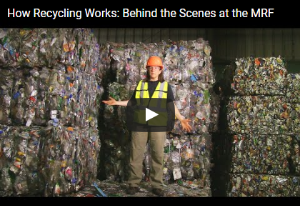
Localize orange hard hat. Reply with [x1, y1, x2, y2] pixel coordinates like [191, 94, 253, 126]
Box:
[146, 56, 163, 69]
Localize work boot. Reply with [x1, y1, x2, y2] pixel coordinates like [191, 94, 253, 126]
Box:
[152, 188, 165, 196]
[126, 187, 139, 195]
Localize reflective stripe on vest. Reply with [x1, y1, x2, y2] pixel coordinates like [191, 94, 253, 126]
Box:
[136, 81, 167, 98]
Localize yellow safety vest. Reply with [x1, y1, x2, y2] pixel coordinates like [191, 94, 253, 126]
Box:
[134, 80, 168, 126]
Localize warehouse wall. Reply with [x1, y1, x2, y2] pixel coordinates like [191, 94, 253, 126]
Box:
[92, 28, 213, 48]
[92, 28, 300, 78]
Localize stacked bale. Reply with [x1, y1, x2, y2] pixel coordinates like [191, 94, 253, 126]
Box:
[0, 28, 103, 196]
[217, 56, 300, 197]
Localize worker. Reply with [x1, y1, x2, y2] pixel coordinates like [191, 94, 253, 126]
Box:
[102, 56, 192, 196]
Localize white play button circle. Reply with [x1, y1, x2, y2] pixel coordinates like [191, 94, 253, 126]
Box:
[146, 108, 159, 122]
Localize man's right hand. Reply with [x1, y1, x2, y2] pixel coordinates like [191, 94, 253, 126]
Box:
[102, 97, 117, 105]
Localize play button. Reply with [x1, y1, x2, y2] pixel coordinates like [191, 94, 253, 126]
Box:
[146, 108, 159, 122]
[125, 98, 175, 132]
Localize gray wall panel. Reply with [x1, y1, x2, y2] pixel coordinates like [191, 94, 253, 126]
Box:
[212, 28, 227, 62]
[150, 28, 161, 43]
[293, 29, 300, 61]
[245, 28, 255, 57]
[253, 28, 264, 57]
[283, 28, 293, 60]
[115, 28, 126, 43]
[97, 28, 108, 44]
[273, 29, 283, 58]
[236, 29, 246, 59]
[107, 28, 117, 42]
[263, 28, 273, 57]
[124, 28, 134, 43]
[196, 29, 207, 40]
[178, 28, 188, 41]
[141, 28, 152, 43]
[133, 28, 143, 43]
[168, 28, 179, 42]
[227, 29, 238, 60]
[187, 28, 197, 40]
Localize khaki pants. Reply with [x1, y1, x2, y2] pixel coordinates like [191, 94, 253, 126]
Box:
[128, 131, 166, 189]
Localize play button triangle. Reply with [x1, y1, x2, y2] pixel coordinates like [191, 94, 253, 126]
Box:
[146, 108, 159, 122]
